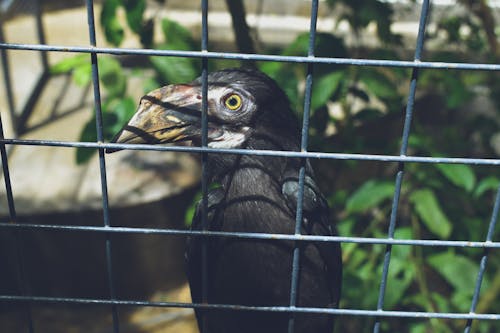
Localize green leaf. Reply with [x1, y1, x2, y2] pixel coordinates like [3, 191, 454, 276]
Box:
[76, 117, 98, 164]
[451, 290, 473, 312]
[410, 189, 452, 238]
[50, 54, 88, 74]
[311, 71, 344, 111]
[184, 191, 202, 227]
[73, 63, 92, 86]
[384, 264, 414, 309]
[278, 73, 300, 110]
[50, 54, 92, 87]
[474, 176, 499, 198]
[100, 0, 124, 46]
[122, 0, 146, 34]
[149, 19, 198, 84]
[428, 251, 478, 293]
[284, 32, 347, 59]
[359, 68, 397, 99]
[435, 163, 476, 192]
[283, 32, 347, 76]
[344, 245, 367, 270]
[106, 97, 137, 134]
[150, 53, 198, 84]
[76, 110, 120, 164]
[337, 217, 355, 236]
[393, 227, 413, 259]
[407, 134, 432, 153]
[346, 180, 395, 213]
[409, 323, 427, 333]
[98, 56, 126, 98]
[430, 292, 452, 313]
[282, 33, 313, 56]
[161, 18, 197, 50]
[259, 63, 299, 108]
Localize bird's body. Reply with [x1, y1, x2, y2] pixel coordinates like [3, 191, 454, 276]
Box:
[109, 68, 342, 333]
[188, 155, 339, 333]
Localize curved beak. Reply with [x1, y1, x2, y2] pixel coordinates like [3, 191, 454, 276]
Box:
[106, 84, 202, 153]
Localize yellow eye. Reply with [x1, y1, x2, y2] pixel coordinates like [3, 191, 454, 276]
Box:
[224, 94, 242, 111]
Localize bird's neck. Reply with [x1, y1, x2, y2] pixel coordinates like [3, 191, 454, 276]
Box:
[210, 154, 283, 192]
[209, 129, 299, 184]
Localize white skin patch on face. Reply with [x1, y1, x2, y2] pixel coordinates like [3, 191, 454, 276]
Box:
[208, 127, 250, 149]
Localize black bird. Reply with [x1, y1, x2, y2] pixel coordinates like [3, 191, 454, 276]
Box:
[108, 68, 342, 333]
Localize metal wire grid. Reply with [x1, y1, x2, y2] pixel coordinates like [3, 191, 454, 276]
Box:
[0, 0, 500, 332]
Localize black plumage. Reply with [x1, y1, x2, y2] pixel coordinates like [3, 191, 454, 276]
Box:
[109, 68, 342, 333]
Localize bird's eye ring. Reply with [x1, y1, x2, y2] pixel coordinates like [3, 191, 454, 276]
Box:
[224, 93, 242, 111]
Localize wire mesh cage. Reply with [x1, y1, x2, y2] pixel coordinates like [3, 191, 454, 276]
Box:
[1, 0, 500, 332]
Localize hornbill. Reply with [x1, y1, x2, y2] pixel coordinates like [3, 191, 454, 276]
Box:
[108, 68, 342, 333]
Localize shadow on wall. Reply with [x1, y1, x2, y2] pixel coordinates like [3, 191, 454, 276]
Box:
[0, 186, 198, 301]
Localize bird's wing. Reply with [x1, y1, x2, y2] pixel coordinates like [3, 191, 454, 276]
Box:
[281, 169, 342, 307]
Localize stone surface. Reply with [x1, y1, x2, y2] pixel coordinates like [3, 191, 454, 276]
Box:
[0, 6, 203, 216]
[0, 283, 199, 333]
[0, 69, 200, 216]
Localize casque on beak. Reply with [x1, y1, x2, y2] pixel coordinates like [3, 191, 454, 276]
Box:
[106, 84, 202, 153]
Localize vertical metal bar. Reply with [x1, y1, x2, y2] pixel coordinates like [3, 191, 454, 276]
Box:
[199, 0, 209, 332]
[0, 113, 34, 333]
[373, 1, 431, 332]
[288, 1, 319, 332]
[0, 22, 18, 135]
[85, 1, 119, 332]
[464, 184, 500, 333]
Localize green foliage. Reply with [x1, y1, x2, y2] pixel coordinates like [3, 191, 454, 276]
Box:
[53, 7, 199, 163]
[311, 71, 344, 111]
[122, 0, 146, 34]
[359, 68, 398, 100]
[51, 55, 126, 96]
[99, 56, 127, 98]
[428, 251, 485, 311]
[260, 32, 350, 114]
[259, 61, 301, 109]
[100, 0, 148, 47]
[326, 0, 402, 44]
[435, 163, 476, 192]
[346, 180, 395, 213]
[436, 14, 487, 52]
[474, 176, 499, 198]
[76, 97, 137, 164]
[100, 0, 125, 46]
[150, 19, 200, 84]
[184, 191, 202, 227]
[161, 18, 197, 50]
[51, 54, 91, 85]
[409, 188, 452, 239]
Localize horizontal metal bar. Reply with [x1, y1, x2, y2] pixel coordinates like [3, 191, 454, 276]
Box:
[1, 42, 500, 71]
[1, 138, 499, 166]
[0, 294, 499, 321]
[1, 223, 499, 249]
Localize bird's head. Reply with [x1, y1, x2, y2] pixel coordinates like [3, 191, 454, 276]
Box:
[108, 68, 300, 153]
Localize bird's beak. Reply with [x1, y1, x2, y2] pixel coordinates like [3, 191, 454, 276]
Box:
[106, 84, 202, 153]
